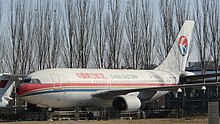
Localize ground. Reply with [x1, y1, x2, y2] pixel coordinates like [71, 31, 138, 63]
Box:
[0, 118, 217, 124]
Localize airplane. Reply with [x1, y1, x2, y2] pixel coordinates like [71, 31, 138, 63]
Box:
[15, 20, 220, 111]
[0, 73, 23, 107]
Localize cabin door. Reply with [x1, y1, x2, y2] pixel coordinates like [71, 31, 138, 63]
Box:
[50, 74, 61, 87]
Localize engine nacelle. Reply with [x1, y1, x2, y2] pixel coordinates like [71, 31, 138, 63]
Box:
[112, 95, 141, 111]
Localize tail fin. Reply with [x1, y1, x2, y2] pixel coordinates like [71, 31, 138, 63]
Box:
[155, 20, 194, 71]
[0, 74, 23, 107]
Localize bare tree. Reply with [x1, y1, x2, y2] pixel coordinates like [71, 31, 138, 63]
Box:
[105, 0, 124, 69]
[158, 0, 177, 63]
[92, 0, 106, 68]
[193, 0, 210, 74]
[63, 0, 94, 68]
[208, 0, 220, 73]
[46, 5, 62, 68]
[19, 2, 35, 75]
[75, 0, 95, 68]
[174, 0, 191, 31]
[0, 0, 6, 72]
[7, 0, 19, 74]
[6, 0, 35, 74]
[0, 41, 6, 72]
[32, 0, 62, 70]
[124, 0, 142, 69]
[140, 0, 156, 69]
[33, 0, 50, 70]
[62, 0, 78, 68]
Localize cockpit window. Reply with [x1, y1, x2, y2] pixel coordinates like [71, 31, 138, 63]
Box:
[22, 79, 31, 83]
[22, 78, 41, 84]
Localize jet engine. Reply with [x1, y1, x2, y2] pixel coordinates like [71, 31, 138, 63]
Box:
[112, 95, 141, 111]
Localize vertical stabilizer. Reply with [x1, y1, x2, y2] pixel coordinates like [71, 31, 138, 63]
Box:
[155, 21, 194, 71]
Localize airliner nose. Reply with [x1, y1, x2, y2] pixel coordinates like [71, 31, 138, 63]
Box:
[16, 83, 46, 96]
[16, 83, 31, 96]
[16, 84, 24, 96]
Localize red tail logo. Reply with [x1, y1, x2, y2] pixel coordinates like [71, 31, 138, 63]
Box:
[178, 36, 188, 56]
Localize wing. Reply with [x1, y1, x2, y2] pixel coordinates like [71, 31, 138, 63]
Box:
[180, 73, 220, 83]
[91, 82, 220, 99]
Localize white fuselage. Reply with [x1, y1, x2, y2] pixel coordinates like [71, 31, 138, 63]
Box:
[17, 68, 180, 108]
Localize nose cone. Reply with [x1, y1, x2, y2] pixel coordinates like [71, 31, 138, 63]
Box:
[16, 83, 51, 96]
[16, 83, 30, 96]
[16, 83, 41, 96]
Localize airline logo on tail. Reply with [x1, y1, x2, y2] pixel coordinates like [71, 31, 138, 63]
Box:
[178, 36, 188, 56]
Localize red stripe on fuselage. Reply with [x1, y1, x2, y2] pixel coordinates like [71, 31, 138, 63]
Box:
[17, 82, 176, 96]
